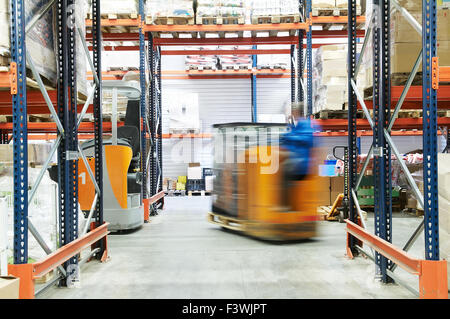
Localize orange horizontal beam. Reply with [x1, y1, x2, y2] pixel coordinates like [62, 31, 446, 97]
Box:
[85, 16, 364, 28]
[148, 191, 165, 205]
[312, 16, 365, 24]
[162, 49, 291, 56]
[154, 36, 298, 46]
[346, 220, 420, 275]
[33, 223, 109, 279]
[85, 18, 139, 27]
[143, 22, 309, 33]
[91, 29, 365, 42]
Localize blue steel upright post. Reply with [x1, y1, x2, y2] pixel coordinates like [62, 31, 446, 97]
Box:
[306, 0, 313, 117]
[251, 45, 257, 123]
[290, 44, 296, 106]
[56, 0, 79, 285]
[92, 0, 105, 256]
[10, 0, 29, 264]
[371, 0, 392, 283]
[422, 0, 439, 260]
[347, 0, 358, 255]
[157, 46, 163, 208]
[139, 0, 148, 204]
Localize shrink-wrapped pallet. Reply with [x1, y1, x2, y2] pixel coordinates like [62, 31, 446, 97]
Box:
[196, 0, 246, 23]
[146, 0, 194, 23]
[0, 0, 57, 84]
[0, 0, 88, 97]
[251, 0, 299, 19]
[89, 0, 139, 17]
[185, 46, 218, 70]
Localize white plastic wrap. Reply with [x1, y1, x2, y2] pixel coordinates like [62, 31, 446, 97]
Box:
[0, 0, 57, 84]
[146, 0, 194, 21]
[251, 0, 299, 17]
[94, 0, 139, 16]
[0, 144, 87, 262]
[167, 92, 200, 132]
[196, 0, 246, 20]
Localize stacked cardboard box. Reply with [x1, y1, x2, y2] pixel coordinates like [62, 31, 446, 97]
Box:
[363, 0, 450, 87]
[313, 44, 367, 114]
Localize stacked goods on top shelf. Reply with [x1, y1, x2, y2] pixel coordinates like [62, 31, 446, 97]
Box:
[250, 0, 300, 24]
[0, 0, 88, 100]
[0, 0, 57, 85]
[86, 0, 139, 19]
[312, 0, 361, 16]
[185, 47, 219, 70]
[196, 0, 246, 25]
[184, 46, 253, 70]
[312, 44, 367, 116]
[146, 0, 195, 24]
[362, 0, 450, 96]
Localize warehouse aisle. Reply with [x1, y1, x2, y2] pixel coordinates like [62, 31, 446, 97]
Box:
[39, 197, 417, 299]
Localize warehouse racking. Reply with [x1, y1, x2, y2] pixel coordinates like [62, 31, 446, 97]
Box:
[1, 0, 108, 299]
[345, 0, 448, 298]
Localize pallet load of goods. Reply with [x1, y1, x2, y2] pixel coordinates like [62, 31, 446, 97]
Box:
[185, 47, 219, 70]
[197, 0, 246, 25]
[0, 0, 88, 108]
[312, 44, 368, 118]
[311, 0, 361, 17]
[251, 0, 300, 24]
[362, 0, 450, 99]
[185, 45, 252, 70]
[87, 0, 139, 19]
[146, 0, 195, 25]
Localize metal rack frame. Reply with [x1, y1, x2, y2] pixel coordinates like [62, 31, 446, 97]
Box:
[346, 0, 448, 298]
[6, 0, 108, 299]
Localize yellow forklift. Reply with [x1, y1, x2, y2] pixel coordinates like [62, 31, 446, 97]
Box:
[208, 121, 321, 241]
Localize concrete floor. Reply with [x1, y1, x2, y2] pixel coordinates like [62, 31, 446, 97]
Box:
[39, 196, 428, 299]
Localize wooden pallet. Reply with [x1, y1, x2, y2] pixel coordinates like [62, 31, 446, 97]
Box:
[188, 190, 211, 196]
[197, 16, 245, 25]
[87, 12, 139, 20]
[222, 64, 252, 71]
[148, 16, 195, 25]
[313, 109, 364, 120]
[312, 7, 361, 17]
[165, 190, 186, 196]
[251, 14, 300, 25]
[186, 65, 217, 71]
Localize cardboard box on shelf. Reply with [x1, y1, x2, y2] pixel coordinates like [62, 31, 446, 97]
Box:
[391, 41, 450, 74]
[0, 276, 20, 299]
[390, 10, 450, 43]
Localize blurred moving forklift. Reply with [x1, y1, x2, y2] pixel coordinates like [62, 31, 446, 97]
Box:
[208, 119, 322, 241]
[49, 81, 145, 232]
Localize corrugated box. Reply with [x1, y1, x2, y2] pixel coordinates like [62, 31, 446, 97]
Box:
[391, 41, 450, 73]
[390, 10, 450, 43]
[0, 276, 20, 299]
